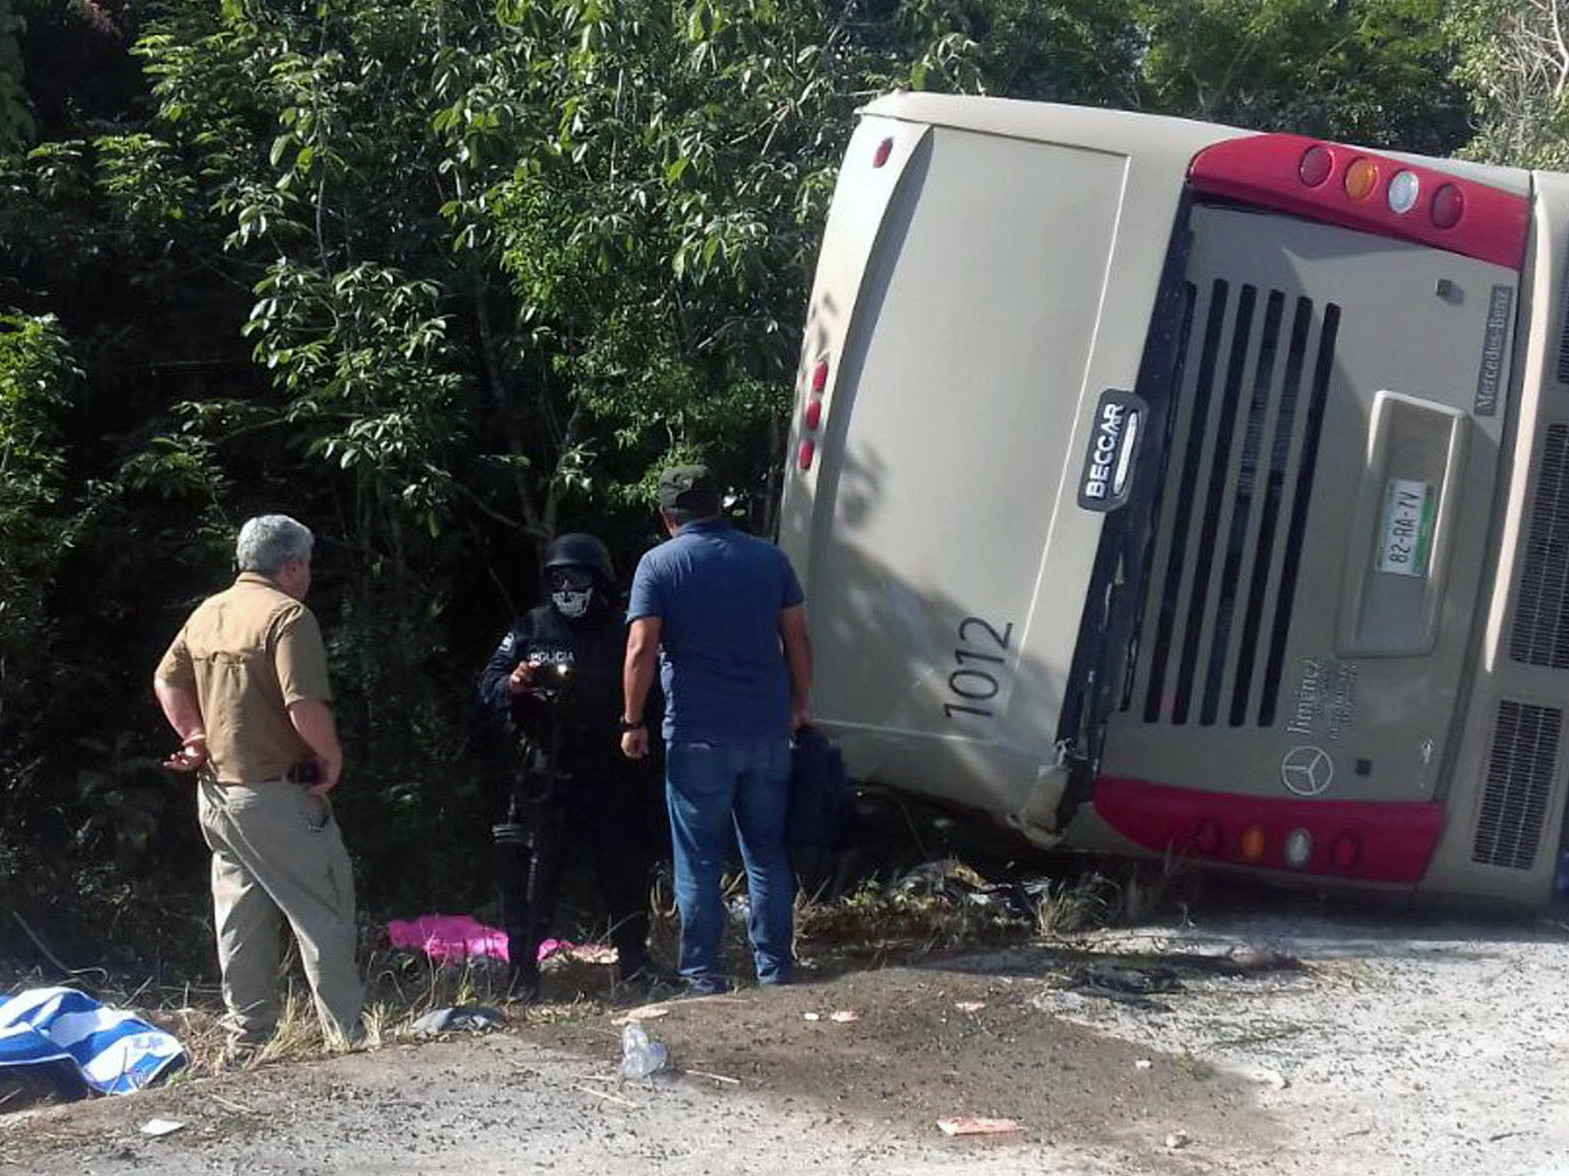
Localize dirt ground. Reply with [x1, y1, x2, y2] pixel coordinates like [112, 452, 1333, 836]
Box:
[5, 898, 1569, 1176]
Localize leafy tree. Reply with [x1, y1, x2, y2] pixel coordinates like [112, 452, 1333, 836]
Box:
[0, 312, 87, 908]
[1448, 0, 1569, 167]
[0, 312, 75, 670]
[1138, 0, 1473, 155]
[482, 0, 951, 533]
[0, 0, 1514, 957]
[117, 0, 986, 899]
[0, 0, 34, 153]
[895, 0, 1140, 103]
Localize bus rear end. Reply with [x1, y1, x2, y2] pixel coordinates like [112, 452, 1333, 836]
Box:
[781, 94, 1569, 906]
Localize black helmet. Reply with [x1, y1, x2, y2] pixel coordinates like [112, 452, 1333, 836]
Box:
[543, 532, 614, 585]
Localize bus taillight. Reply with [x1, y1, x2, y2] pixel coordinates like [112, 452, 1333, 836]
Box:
[1331, 832, 1361, 872]
[1431, 183, 1464, 229]
[1283, 828, 1314, 869]
[1239, 825, 1267, 863]
[1190, 133, 1524, 268]
[1387, 170, 1420, 215]
[873, 137, 893, 168]
[1195, 819, 1222, 855]
[1094, 777, 1442, 884]
[801, 357, 828, 458]
[1344, 157, 1378, 201]
[1298, 145, 1332, 187]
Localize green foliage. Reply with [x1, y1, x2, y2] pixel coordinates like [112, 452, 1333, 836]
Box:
[0, 0, 1517, 954]
[0, 0, 34, 154]
[0, 312, 76, 660]
[1137, 0, 1472, 155]
[485, 0, 910, 521]
[244, 260, 463, 534]
[95, 133, 197, 226]
[71, 732, 171, 873]
[1448, 0, 1569, 167]
[899, 0, 1139, 102]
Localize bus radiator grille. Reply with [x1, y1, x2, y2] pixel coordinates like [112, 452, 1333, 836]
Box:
[1510, 424, 1569, 669]
[1556, 266, 1569, 384]
[1129, 276, 1338, 728]
[1472, 699, 1562, 871]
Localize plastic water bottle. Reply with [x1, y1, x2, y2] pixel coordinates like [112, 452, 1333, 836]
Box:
[620, 1022, 668, 1079]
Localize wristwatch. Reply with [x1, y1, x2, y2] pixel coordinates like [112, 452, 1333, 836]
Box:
[618, 717, 646, 732]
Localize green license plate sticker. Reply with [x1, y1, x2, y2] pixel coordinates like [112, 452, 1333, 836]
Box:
[1376, 477, 1435, 577]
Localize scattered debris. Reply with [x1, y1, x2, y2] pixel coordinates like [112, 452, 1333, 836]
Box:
[1053, 946, 1301, 982]
[1070, 986, 1173, 1013]
[1134, 1059, 1153, 1070]
[1223, 945, 1299, 974]
[955, 1001, 987, 1013]
[575, 1084, 644, 1110]
[209, 1093, 257, 1115]
[803, 1012, 821, 1022]
[1165, 1130, 1191, 1150]
[682, 1068, 740, 1085]
[830, 1010, 859, 1023]
[893, 860, 1045, 922]
[546, 941, 617, 966]
[1247, 1066, 1288, 1090]
[937, 1116, 1021, 1136]
[1079, 963, 1183, 995]
[621, 1023, 668, 1080]
[409, 1006, 507, 1036]
[611, 1005, 671, 1026]
[139, 1118, 185, 1138]
[1051, 962, 1182, 1012]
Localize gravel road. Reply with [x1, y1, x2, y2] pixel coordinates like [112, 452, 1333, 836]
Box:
[5, 898, 1568, 1175]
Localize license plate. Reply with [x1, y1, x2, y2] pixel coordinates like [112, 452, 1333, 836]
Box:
[1376, 478, 1435, 577]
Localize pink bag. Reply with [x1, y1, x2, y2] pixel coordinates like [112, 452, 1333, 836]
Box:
[386, 915, 586, 964]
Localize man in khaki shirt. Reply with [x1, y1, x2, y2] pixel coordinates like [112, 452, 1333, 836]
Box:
[154, 514, 361, 1052]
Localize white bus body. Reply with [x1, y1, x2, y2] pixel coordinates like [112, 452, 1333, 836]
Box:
[780, 93, 1569, 905]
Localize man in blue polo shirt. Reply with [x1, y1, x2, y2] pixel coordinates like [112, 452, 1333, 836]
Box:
[620, 465, 812, 994]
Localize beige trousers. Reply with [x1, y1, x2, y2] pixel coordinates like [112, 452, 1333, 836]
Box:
[197, 778, 362, 1045]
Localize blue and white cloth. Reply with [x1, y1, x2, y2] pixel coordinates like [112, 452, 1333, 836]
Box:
[0, 987, 185, 1097]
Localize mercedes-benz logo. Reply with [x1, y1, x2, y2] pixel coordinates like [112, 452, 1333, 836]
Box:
[1281, 745, 1333, 797]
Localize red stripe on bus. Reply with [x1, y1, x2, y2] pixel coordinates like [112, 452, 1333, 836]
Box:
[1093, 775, 1445, 884]
[1189, 134, 1529, 272]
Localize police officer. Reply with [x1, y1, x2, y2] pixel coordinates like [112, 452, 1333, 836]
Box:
[479, 533, 653, 999]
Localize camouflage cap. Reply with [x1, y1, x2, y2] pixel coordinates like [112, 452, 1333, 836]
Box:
[656, 464, 720, 513]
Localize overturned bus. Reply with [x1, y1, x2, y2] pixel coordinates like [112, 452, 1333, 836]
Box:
[778, 93, 1569, 906]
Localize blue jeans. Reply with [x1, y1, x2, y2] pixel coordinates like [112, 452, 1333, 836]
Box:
[665, 737, 794, 990]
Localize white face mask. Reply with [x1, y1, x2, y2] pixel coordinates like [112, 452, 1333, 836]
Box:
[551, 586, 593, 618]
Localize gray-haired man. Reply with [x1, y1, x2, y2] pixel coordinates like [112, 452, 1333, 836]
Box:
[153, 515, 361, 1052]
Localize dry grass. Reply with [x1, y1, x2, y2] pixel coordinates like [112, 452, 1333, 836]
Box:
[795, 881, 1025, 963]
[1032, 871, 1128, 938]
[0, 856, 1191, 1108]
[789, 864, 1136, 973]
